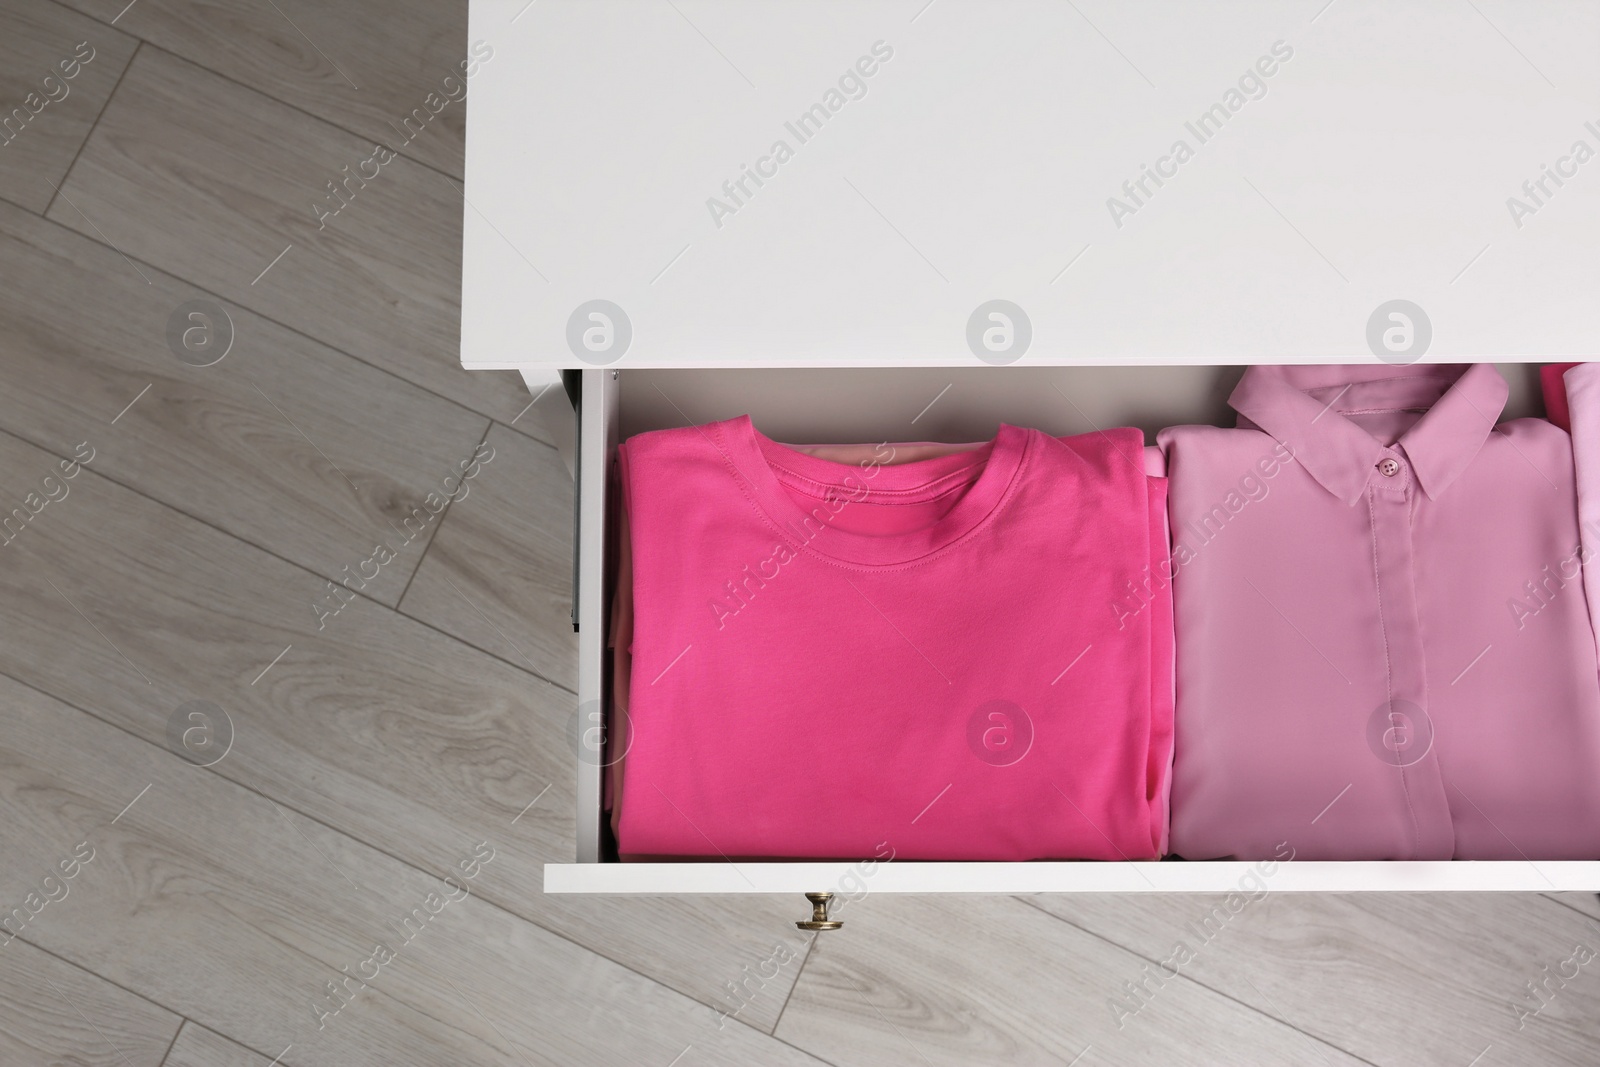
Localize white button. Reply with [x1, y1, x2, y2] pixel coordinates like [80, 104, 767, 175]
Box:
[1378, 458, 1401, 477]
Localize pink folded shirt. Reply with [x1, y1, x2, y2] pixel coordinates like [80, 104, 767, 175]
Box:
[615, 416, 1173, 861]
[1162, 364, 1600, 860]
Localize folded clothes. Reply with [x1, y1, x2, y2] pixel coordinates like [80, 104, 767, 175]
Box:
[1163, 364, 1600, 860]
[613, 416, 1173, 861]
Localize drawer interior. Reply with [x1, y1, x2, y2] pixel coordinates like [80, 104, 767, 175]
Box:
[620, 365, 1544, 443]
[555, 363, 1595, 894]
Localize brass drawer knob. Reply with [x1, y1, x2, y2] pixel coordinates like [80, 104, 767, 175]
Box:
[796, 891, 843, 931]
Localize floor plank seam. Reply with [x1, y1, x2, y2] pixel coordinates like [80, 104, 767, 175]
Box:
[491, 413, 561, 456]
[756, 932, 859, 1065]
[1010, 895, 1385, 1067]
[769, 930, 816, 1037]
[769, 1032, 841, 1067]
[0, 193, 553, 449]
[39, 0, 471, 186]
[7, 934, 193, 1052]
[42, 37, 141, 218]
[1541, 893, 1600, 927]
[0, 663, 801, 1053]
[0, 421, 576, 697]
[20, 919, 499, 1067]
[394, 419, 494, 608]
[154, 1015, 188, 1067]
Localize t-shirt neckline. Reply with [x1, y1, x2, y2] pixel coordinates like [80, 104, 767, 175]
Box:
[716, 415, 1029, 567]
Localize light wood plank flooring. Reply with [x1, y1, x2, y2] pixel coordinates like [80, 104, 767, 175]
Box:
[0, 1, 1596, 1064]
[0, 1, 135, 211]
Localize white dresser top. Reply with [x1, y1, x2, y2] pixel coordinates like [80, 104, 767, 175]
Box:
[462, 0, 1600, 369]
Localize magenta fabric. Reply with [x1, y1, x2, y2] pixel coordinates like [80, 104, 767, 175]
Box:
[1161, 364, 1600, 861]
[616, 416, 1173, 861]
[1543, 362, 1581, 431]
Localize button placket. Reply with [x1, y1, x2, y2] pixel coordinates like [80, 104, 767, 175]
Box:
[1364, 483, 1455, 858]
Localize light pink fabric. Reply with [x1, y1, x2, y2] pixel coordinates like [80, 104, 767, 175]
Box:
[1543, 362, 1581, 431]
[616, 417, 1172, 861]
[1564, 363, 1600, 664]
[1162, 364, 1600, 860]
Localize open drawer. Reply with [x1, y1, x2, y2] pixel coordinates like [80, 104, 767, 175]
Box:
[543, 363, 1600, 899]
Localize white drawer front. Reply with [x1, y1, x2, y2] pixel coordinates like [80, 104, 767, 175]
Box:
[546, 861, 1600, 894]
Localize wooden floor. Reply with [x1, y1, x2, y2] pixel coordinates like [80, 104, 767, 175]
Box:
[0, 1, 1597, 1064]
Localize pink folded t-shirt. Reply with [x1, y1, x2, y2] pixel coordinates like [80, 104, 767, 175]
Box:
[613, 417, 1173, 861]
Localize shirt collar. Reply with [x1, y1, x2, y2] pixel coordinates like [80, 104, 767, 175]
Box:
[1228, 364, 1508, 505]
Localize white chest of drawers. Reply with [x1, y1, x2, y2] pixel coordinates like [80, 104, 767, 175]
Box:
[460, 0, 1600, 907]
